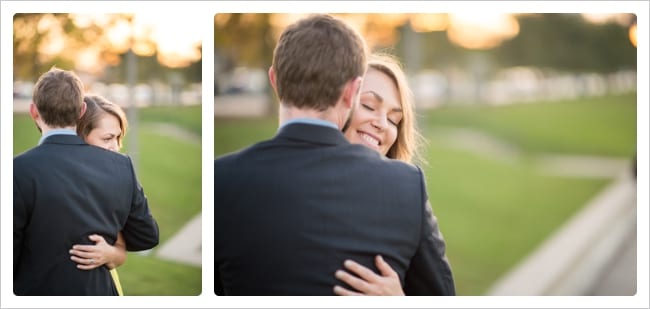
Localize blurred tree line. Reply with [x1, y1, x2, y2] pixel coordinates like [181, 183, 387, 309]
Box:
[13, 13, 201, 84]
[493, 14, 635, 72]
[215, 13, 636, 78]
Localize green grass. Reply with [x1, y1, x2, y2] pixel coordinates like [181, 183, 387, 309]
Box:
[13, 106, 202, 296]
[214, 117, 277, 156]
[134, 127, 201, 242]
[423, 93, 636, 156]
[214, 93, 636, 295]
[417, 93, 636, 294]
[116, 254, 202, 296]
[423, 144, 609, 294]
[137, 105, 202, 135]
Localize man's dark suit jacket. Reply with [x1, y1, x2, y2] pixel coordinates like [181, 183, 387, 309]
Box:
[214, 123, 455, 295]
[13, 134, 159, 295]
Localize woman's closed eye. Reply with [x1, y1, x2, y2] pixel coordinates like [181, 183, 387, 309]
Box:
[362, 103, 374, 111]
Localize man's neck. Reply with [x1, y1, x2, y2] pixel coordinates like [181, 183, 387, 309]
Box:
[40, 124, 76, 136]
[279, 104, 342, 129]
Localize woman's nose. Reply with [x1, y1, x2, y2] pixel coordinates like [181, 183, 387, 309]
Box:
[108, 140, 118, 152]
[371, 113, 388, 130]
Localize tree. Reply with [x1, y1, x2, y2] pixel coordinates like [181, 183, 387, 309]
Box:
[493, 14, 636, 73]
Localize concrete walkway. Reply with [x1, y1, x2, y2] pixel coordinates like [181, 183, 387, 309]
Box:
[156, 213, 202, 267]
[145, 122, 201, 145]
[215, 94, 269, 118]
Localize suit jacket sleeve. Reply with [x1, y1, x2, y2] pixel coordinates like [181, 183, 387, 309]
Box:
[121, 156, 160, 251]
[13, 178, 27, 276]
[215, 265, 224, 295]
[403, 168, 456, 296]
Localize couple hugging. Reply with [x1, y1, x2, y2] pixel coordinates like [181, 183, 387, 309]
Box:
[214, 14, 455, 295]
[13, 68, 159, 295]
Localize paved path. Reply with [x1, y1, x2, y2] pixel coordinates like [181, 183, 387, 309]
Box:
[145, 123, 201, 145]
[156, 213, 202, 266]
[215, 94, 269, 118]
[430, 126, 632, 179]
[587, 226, 637, 296]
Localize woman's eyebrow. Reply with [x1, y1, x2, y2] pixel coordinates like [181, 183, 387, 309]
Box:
[363, 90, 403, 113]
[362, 90, 384, 102]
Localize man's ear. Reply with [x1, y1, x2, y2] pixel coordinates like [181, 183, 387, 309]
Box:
[342, 76, 363, 109]
[268, 66, 278, 93]
[78, 101, 87, 119]
[29, 103, 40, 121]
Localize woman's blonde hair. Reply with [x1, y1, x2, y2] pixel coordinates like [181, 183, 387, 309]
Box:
[368, 53, 425, 164]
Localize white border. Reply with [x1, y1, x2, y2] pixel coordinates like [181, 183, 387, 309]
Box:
[2, 1, 648, 308]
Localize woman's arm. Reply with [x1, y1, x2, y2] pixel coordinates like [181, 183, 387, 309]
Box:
[333, 255, 405, 296]
[69, 233, 127, 270]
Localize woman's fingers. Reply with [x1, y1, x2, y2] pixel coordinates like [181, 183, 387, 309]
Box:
[70, 254, 99, 270]
[88, 234, 107, 244]
[69, 248, 92, 259]
[335, 269, 371, 293]
[333, 285, 362, 296]
[375, 255, 398, 278]
[70, 244, 95, 253]
[70, 247, 103, 268]
[342, 259, 381, 283]
[334, 257, 405, 296]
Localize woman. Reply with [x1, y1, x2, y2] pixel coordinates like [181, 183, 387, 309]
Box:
[334, 53, 428, 296]
[68, 95, 129, 296]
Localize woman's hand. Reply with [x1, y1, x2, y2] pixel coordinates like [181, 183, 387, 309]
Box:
[333, 255, 404, 296]
[69, 233, 127, 270]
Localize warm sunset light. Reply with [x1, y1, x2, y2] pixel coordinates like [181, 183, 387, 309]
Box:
[69, 13, 202, 71]
[222, 13, 526, 54]
[410, 13, 448, 33]
[629, 23, 637, 48]
[267, 13, 409, 50]
[447, 13, 519, 50]
[581, 13, 630, 25]
[135, 13, 202, 68]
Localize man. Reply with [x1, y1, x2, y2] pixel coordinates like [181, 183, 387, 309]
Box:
[214, 14, 454, 296]
[13, 68, 159, 295]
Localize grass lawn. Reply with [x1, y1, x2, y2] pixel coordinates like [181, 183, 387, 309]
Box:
[419, 93, 636, 294]
[13, 105, 202, 296]
[423, 93, 636, 156]
[214, 93, 636, 295]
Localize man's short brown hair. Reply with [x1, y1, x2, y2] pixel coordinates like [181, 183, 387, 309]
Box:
[272, 14, 367, 111]
[32, 67, 84, 127]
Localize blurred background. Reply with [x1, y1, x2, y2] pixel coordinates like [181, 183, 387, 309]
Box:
[214, 13, 637, 296]
[13, 13, 202, 295]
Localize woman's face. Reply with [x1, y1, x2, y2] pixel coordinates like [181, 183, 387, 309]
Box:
[344, 68, 402, 156]
[85, 113, 121, 152]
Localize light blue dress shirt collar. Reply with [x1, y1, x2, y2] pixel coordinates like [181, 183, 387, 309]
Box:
[38, 128, 77, 145]
[279, 118, 338, 131]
